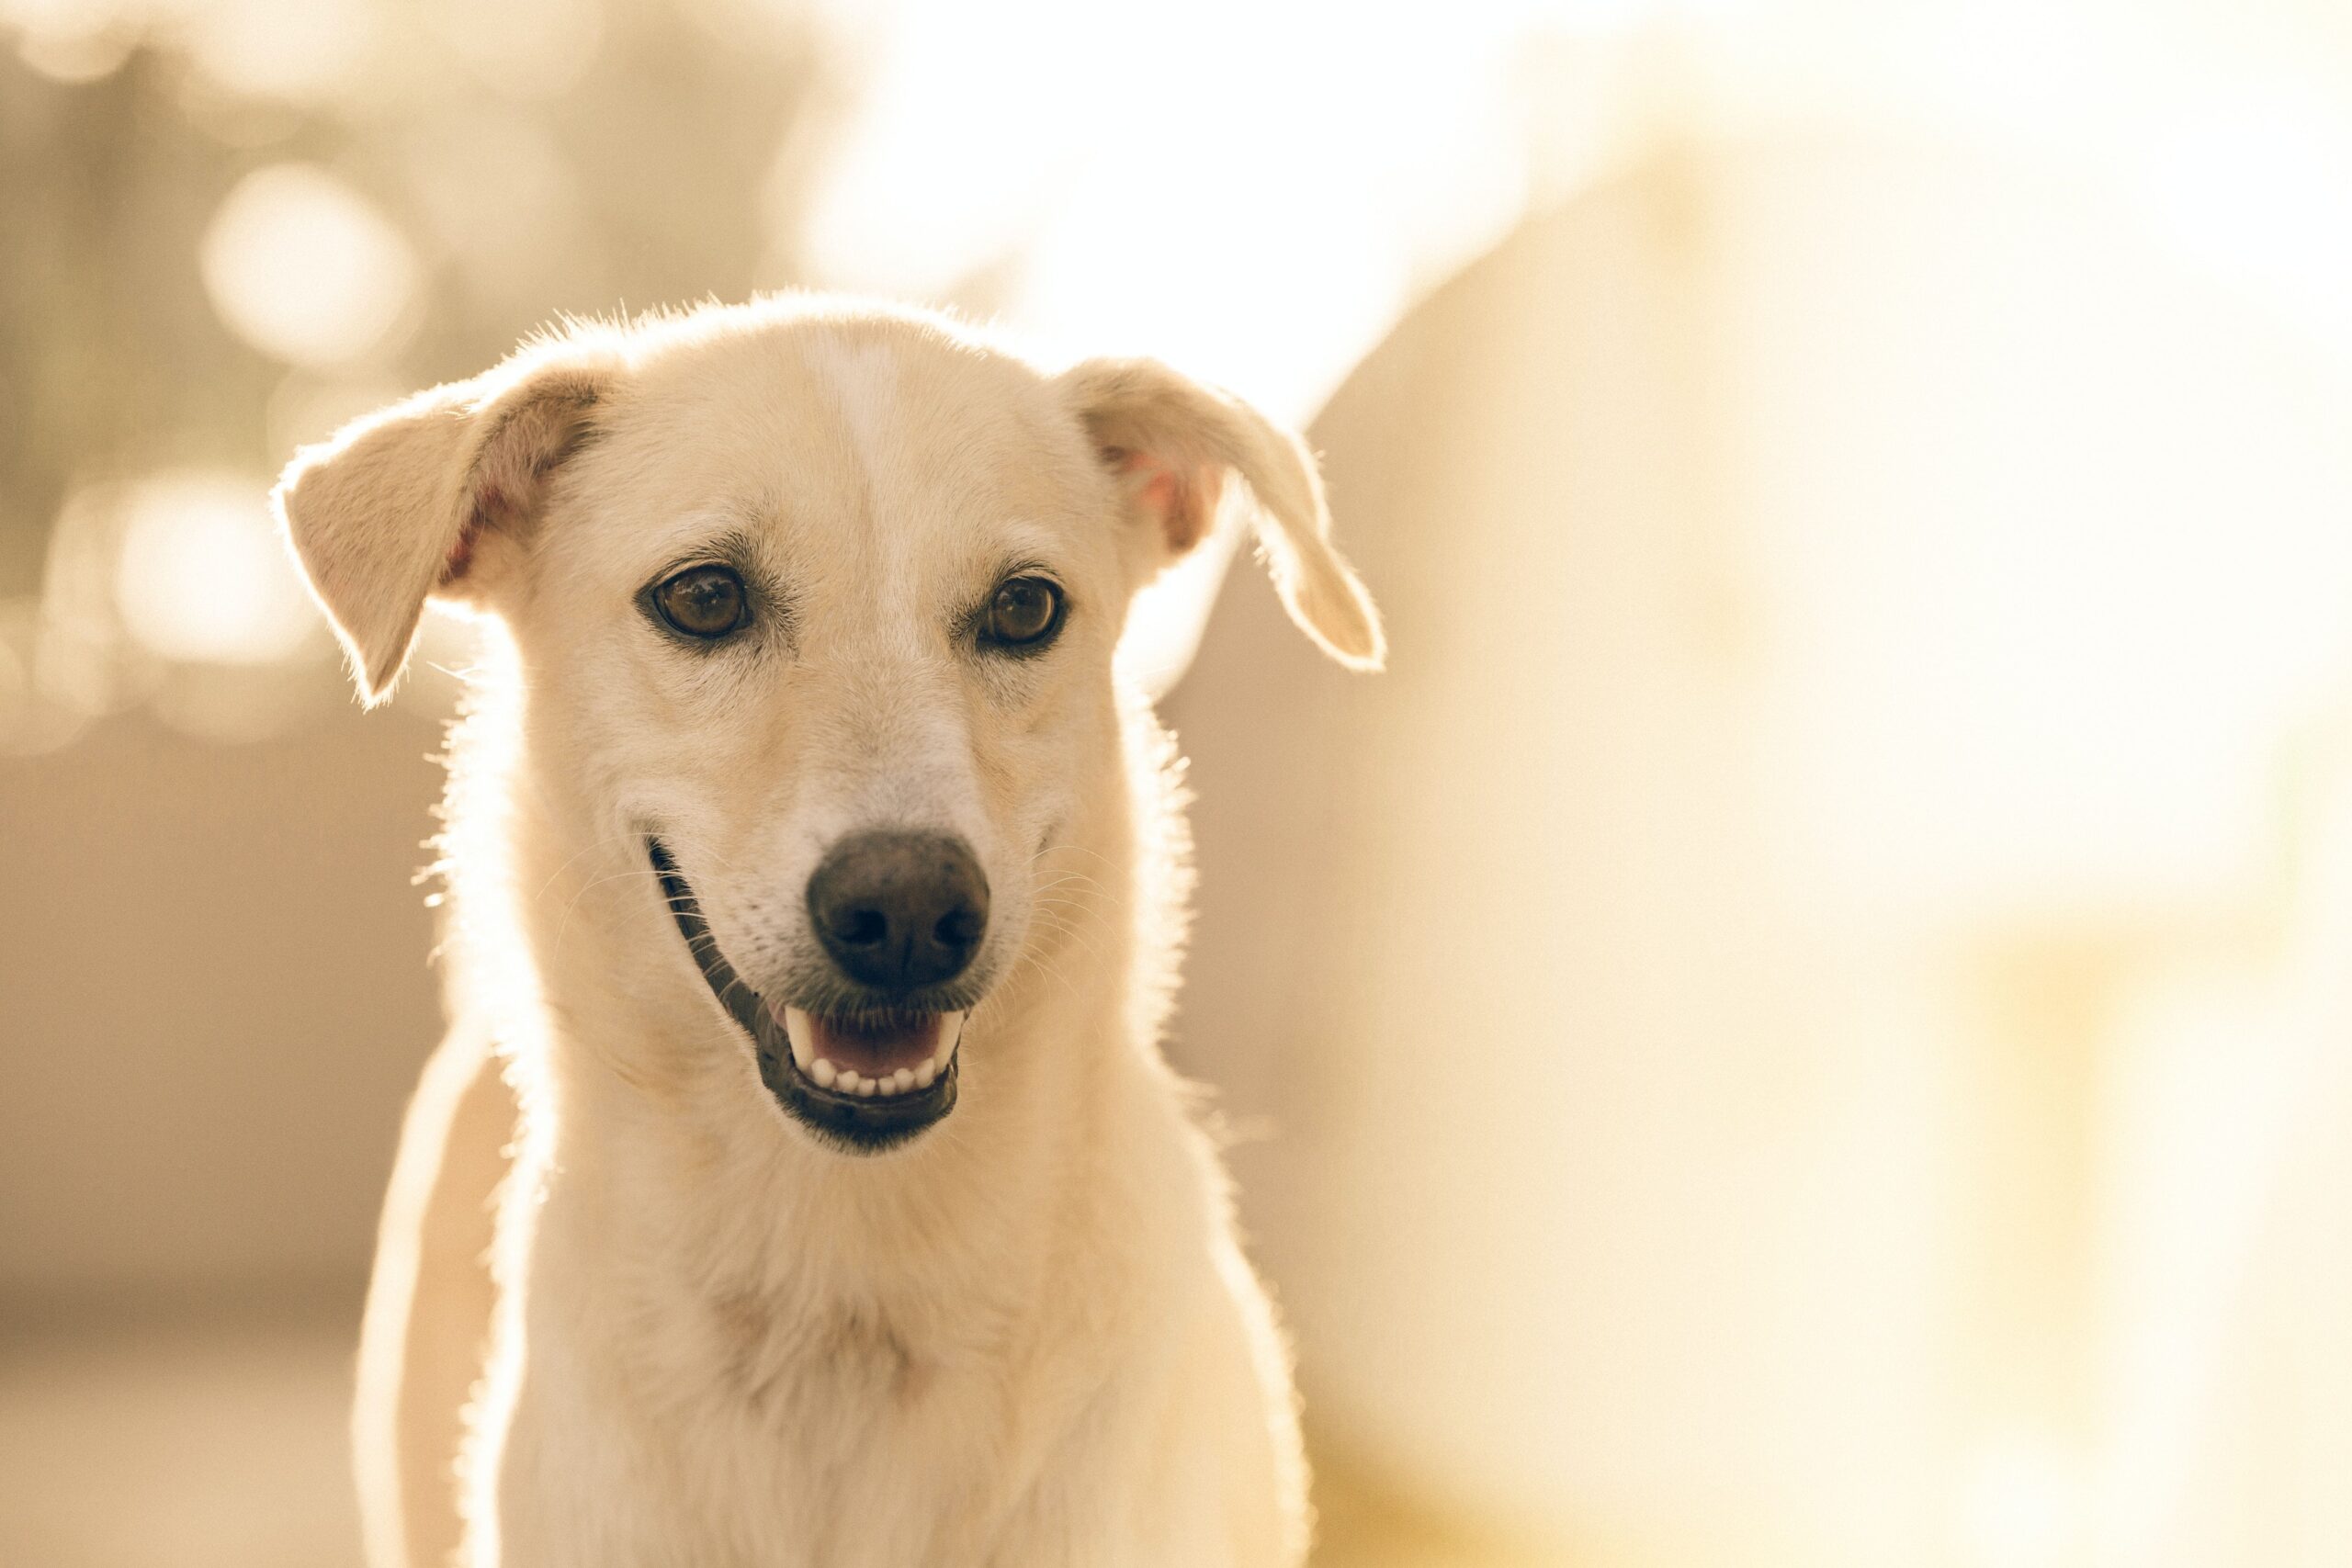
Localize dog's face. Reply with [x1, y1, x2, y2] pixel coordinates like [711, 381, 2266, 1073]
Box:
[510, 324, 1153, 1151]
[276, 301, 1380, 1153]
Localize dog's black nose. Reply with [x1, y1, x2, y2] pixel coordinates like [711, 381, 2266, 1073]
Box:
[807, 831, 989, 993]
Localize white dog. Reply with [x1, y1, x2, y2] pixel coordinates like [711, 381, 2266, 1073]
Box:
[274, 296, 1383, 1568]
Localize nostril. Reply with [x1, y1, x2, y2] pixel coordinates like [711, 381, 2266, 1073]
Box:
[934, 908, 983, 949]
[834, 908, 888, 948]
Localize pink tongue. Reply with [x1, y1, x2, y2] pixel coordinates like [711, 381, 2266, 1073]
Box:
[802, 1012, 943, 1077]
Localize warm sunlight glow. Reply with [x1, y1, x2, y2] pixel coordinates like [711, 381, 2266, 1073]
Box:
[797, 0, 1531, 419]
[2133, 94, 2352, 356]
[1960, 1436, 2082, 1568]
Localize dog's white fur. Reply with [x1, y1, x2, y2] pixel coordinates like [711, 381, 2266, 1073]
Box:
[274, 297, 1381, 1568]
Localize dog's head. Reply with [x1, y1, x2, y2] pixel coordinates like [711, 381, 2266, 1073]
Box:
[275, 300, 1379, 1152]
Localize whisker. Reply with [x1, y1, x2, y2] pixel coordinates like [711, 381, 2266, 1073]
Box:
[1022, 908, 1113, 971]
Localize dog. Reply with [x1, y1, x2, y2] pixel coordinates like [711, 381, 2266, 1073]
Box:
[274, 296, 1383, 1567]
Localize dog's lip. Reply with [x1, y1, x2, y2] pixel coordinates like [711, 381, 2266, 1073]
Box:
[644, 836, 961, 1151]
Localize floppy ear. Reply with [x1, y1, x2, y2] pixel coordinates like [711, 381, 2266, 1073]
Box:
[1057, 357, 1385, 671]
[272, 347, 617, 705]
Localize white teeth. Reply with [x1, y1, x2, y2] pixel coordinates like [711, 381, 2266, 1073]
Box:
[797, 1013, 965, 1098]
[783, 1008, 816, 1069]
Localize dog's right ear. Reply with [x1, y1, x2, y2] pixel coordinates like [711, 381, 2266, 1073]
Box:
[273, 346, 620, 705]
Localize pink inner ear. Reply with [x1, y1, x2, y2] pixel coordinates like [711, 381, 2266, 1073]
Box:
[442, 489, 496, 584]
[1113, 447, 1217, 554]
[441, 379, 599, 588]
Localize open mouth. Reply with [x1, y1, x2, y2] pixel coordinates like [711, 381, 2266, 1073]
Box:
[646, 837, 963, 1151]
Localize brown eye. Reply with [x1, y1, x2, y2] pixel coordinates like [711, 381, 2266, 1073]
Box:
[983, 575, 1063, 649]
[650, 565, 748, 640]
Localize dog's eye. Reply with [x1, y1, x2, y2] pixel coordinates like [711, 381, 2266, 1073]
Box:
[650, 565, 749, 640]
[982, 576, 1063, 650]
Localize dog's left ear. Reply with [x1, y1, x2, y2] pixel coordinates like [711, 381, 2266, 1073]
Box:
[273, 344, 620, 705]
[1058, 357, 1385, 671]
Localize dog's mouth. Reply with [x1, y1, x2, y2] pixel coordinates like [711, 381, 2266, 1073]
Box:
[645, 837, 962, 1152]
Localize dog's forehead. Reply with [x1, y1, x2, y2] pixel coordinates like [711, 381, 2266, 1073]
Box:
[595, 316, 1098, 570]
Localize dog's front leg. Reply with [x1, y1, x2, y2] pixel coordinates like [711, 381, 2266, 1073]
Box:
[354, 1018, 514, 1568]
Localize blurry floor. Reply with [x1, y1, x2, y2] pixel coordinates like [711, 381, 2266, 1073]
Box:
[0, 1304, 1506, 1568]
[0, 1302, 365, 1568]
[1312, 1461, 1562, 1568]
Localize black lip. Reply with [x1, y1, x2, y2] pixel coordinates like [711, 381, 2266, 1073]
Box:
[646, 836, 959, 1153]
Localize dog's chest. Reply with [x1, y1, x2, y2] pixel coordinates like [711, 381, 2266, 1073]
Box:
[635, 1294, 1020, 1561]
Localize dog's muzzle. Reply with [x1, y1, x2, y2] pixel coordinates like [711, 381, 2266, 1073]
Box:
[646, 837, 966, 1151]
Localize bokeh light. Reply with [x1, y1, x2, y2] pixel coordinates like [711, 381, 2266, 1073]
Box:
[179, 0, 378, 103]
[420, 0, 602, 99]
[199, 164, 419, 368]
[112, 472, 314, 666]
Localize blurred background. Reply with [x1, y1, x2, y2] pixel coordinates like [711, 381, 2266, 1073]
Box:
[4, 1, 2351, 1564]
